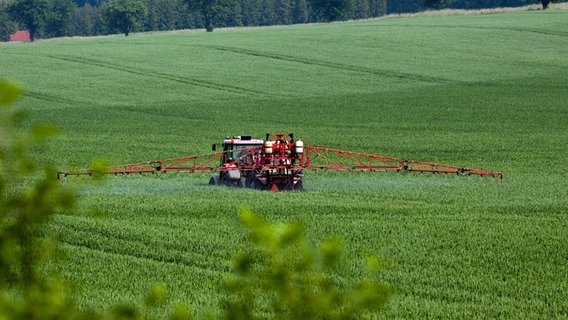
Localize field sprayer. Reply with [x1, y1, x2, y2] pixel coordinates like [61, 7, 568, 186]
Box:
[57, 133, 503, 191]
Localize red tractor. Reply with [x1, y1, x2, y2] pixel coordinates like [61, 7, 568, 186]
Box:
[209, 133, 305, 191]
[57, 132, 502, 190]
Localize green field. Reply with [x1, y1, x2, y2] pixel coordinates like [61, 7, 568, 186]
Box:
[2, 8, 568, 318]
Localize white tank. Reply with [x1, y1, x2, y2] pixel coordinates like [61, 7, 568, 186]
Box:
[228, 170, 241, 179]
[294, 140, 304, 154]
[264, 141, 273, 154]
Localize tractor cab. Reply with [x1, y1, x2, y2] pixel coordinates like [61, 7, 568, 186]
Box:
[213, 135, 264, 166]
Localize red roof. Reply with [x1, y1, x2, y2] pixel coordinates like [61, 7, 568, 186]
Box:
[9, 30, 31, 42]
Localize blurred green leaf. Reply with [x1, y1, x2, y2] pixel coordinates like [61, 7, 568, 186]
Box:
[320, 236, 342, 269]
[225, 209, 393, 319]
[31, 124, 60, 141]
[145, 283, 168, 307]
[89, 158, 110, 180]
[0, 80, 20, 106]
[169, 303, 194, 320]
[110, 303, 140, 319]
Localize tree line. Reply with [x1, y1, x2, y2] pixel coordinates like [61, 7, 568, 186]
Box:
[1, 0, 385, 40]
[0, 0, 561, 41]
[391, 0, 557, 12]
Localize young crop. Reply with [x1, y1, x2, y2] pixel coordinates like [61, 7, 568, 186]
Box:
[1, 81, 396, 319]
[0, 80, 80, 319]
[2, 9, 568, 318]
[222, 208, 393, 320]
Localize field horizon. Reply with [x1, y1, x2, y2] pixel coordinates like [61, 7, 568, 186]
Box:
[2, 7, 567, 318]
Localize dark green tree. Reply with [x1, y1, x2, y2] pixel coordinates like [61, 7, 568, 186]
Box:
[308, 0, 353, 22]
[183, 0, 237, 31]
[541, 0, 551, 9]
[423, 0, 448, 9]
[274, 0, 293, 24]
[145, 0, 182, 31]
[369, 0, 386, 17]
[102, 0, 147, 36]
[445, 0, 534, 10]
[70, 3, 99, 35]
[45, 0, 76, 38]
[239, 0, 254, 25]
[292, 0, 308, 23]
[72, 0, 103, 6]
[214, 0, 242, 27]
[354, 0, 369, 19]
[386, 0, 423, 13]
[259, 0, 275, 25]
[8, 0, 50, 41]
[0, 4, 17, 42]
[70, 3, 106, 36]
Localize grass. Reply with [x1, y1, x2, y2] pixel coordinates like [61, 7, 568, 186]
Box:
[2, 8, 568, 318]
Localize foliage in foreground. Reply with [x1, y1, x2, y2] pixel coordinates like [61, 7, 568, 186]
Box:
[0, 80, 392, 318]
[225, 208, 393, 319]
[0, 81, 80, 317]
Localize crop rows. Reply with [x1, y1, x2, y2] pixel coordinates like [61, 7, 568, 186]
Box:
[3, 9, 567, 318]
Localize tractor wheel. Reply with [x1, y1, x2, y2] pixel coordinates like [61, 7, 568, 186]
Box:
[245, 171, 255, 188]
[249, 177, 263, 190]
[219, 171, 234, 186]
[294, 180, 303, 191]
[254, 178, 266, 190]
[246, 171, 262, 190]
[209, 174, 220, 185]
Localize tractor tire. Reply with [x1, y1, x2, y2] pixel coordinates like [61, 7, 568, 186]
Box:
[251, 178, 264, 190]
[245, 171, 255, 187]
[246, 171, 261, 190]
[220, 171, 236, 187]
[209, 174, 220, 185]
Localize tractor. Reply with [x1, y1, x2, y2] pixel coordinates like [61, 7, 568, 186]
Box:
[209, 133, 305, 191]
[57, 132, 502, 190]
